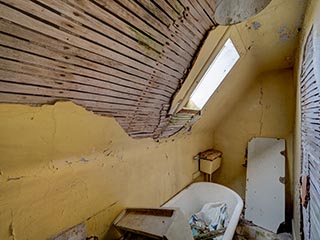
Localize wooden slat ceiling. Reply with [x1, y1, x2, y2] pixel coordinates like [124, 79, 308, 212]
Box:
[0, 0, 218, 139]
[300, 26, 320, 239]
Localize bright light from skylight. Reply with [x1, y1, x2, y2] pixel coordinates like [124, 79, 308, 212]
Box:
[189, 38, 240, 110]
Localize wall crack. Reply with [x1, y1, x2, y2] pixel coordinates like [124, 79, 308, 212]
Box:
[258, 80, 264, 136]
[9, 209, 16, 240]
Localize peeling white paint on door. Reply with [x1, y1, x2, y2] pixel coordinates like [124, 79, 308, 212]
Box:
[245, 137, 285, 232]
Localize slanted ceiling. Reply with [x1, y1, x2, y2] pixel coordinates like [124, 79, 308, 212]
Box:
[0, 0, 219, 139]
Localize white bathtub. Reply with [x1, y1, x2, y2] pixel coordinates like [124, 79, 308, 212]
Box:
[162, 182, 243, 240]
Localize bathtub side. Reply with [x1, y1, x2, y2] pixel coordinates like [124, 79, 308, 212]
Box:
[163, 182, 243, 240]
[222, 191, 243, 240]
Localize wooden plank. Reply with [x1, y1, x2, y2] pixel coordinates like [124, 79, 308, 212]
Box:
[0, 31, 177, 92]
[0, 91, 164, 117]
[122, 0, 198, 61]
[153, 0, 200, 49]
[302, 113, 320, 122]
[188, 0, 213, 30]
[0, 69, 143, 101]
[0, 46, 175, 102]
[133, 0, 199, 51]
[302, 99, 320, 109]
[302, 47, 314, 71]
[0, 59, 172, 99]
[0, 33, 177, 94]
[301, 94, 320, 106]
[30, 0, 187, 76]
[0, 81, 168, 108]
[301, 77, 317, 93]
[92, 0, 195, 61]
[302, 104, 320, 112]
[88, 108, 161, 117]
[0, 2, 183, 79]
[166, 0, 205, 36]
[0, 68, 172, 103]
[36, 0, 189, 71]
[301, 87, 319, 101]
[301, 90, 319, 103]
[301, 57, 313, 77]
[66, 0, 170, 51]
[0, 90, 163, 112]
[197, 0, 217, 24]
[177, 0, 209, 33]
[302, 120, 320, 129]
[116, 116, 163, 123]
[301, 67, 314, 87]
[0, 45, 176, 98]
[304, 136, 320, 149]
[0, 19, 178, 91]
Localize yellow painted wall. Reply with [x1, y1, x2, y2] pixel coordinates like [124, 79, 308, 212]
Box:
[0, 102, 215, 239]
[293, 0, 320, 239]
[211, 69, 295, 204]
[0, 0, 307, 239]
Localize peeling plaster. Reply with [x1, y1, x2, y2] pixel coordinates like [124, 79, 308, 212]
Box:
[7, 176, 24, 181]
[278, 25, 292, 42]
[79, 157, 89, 163]
[252, 21, 262, 30]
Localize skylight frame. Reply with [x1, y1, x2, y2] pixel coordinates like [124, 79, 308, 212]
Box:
[187, 38, 240, 110]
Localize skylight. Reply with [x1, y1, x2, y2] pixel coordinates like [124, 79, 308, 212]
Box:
[188, 38, 240, 110]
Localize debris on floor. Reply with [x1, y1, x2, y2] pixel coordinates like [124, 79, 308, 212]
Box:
[113, 208, 193, 240]
[234, 218, 293, 240]
[189, 202, 228, 240]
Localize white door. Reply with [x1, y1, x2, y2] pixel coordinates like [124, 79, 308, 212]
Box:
[245, 137, 286, 232]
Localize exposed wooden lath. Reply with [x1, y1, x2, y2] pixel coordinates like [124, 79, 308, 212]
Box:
[300, 26, 320, 240]
[0, 0, 217, 139]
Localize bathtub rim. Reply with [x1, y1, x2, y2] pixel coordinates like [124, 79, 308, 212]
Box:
[162, 182, 243, 240]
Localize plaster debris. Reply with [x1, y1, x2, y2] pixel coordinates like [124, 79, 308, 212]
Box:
[252, 21, 262, 30]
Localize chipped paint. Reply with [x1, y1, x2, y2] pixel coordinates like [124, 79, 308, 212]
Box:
[79, 157, 89, 163]
[279, 176, 286, 184]
[278, 25, 292, 42]
[252, 21, 262, 30]
[7, 176, 24, 181]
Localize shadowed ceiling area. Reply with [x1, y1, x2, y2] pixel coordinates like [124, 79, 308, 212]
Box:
[0, 0, 221, 139]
